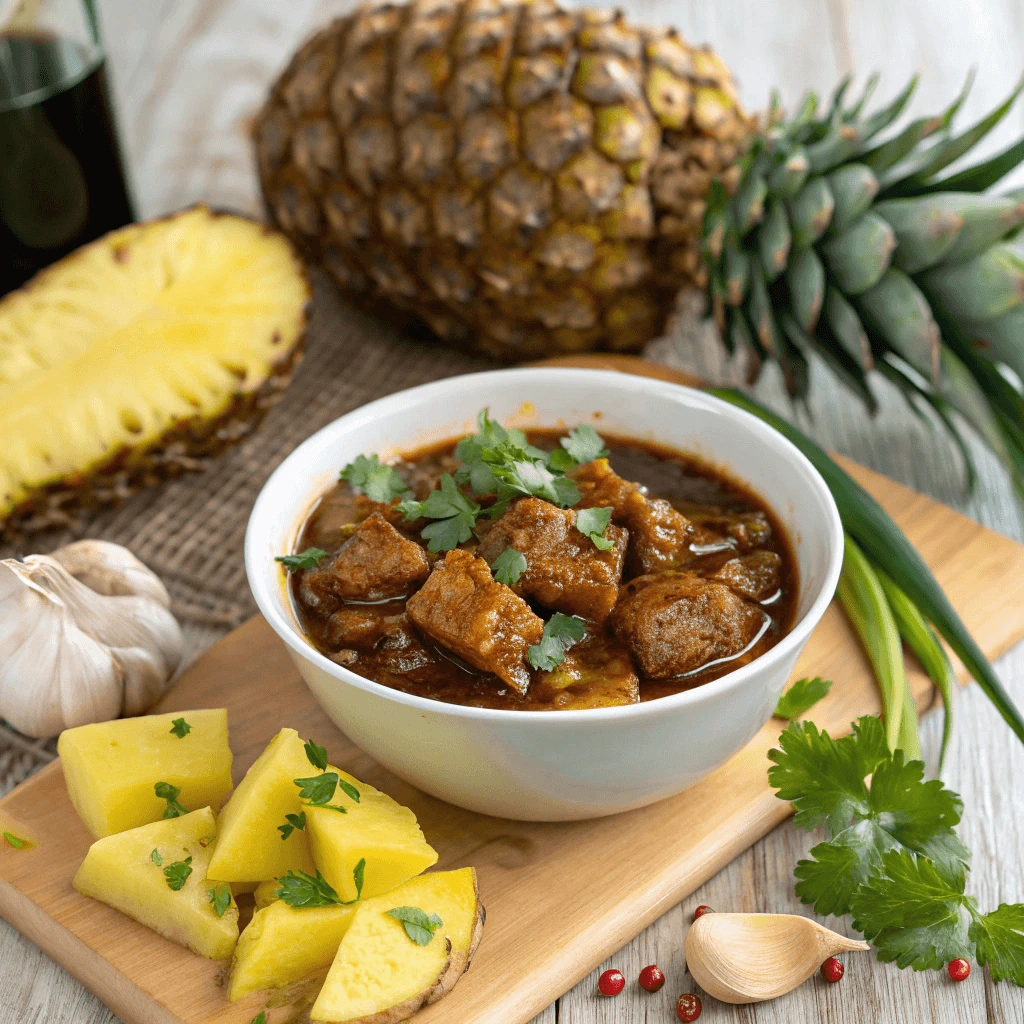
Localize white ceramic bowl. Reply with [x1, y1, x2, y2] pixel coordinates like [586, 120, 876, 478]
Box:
[245, 368, 843, 821]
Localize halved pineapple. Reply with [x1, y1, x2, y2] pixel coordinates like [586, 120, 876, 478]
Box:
[0, 206, 309, 534]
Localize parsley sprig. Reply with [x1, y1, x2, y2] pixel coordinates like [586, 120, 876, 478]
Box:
[208, 885, 232, 918]
[528, 613, 587, 671]
[278, 811, 306, 840]
[340, 454, 411, 504]
[293, 739, 360, 812]
[574, 506, 615, 551]
[770, 716, 1024, 982]
[154, 781, 187, 819]
[491, 548, 527, 586]
[398, 474, 482, 553]
[275, 860, 365, 908]
[387, 906, 443, 946]
[774, 677, 834, 720]
[169, 718, 191, 738]
[276, 546, 328, 571]
[163, 856, 193, 891]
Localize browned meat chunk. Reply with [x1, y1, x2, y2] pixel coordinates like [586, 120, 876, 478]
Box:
[710, 551, 783, 602]
[692, 510, 772, 552]
[299, 512, 429, 610]
[406, 548, 544, 695]
[609, 572, 767, 678]
[573, 458, 694, 575]
[476, 497, 627, 623]
[322, 602, 407, 650]
[533, 634, 640, 709]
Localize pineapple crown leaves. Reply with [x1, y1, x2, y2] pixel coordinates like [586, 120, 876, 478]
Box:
[703, 71, 1024, 500]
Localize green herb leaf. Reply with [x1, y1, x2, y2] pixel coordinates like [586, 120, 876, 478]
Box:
[276, 859, 365, 908]
[574, 506, 615, 550]
[774, 677, 834, 719]
[491, 548, 527, 586]
[163, 856, 193, 892]
[208, 885, 232, 919]
[353, 858, 365, 900]
[276, 547, 329, 571]
[387, 905, 444, 946]
[154, 781, 188, 819]
[528, 613, 587, 671]
[169, 718, 191, 738]
[560, 424, 609, 465]
[2, 831, 26, 850]
[150, 848, 163, 866]
[252, 1013, 267, 1024]
[294, 772, 339, 806]
[337, 779, 361, 803]
[970, 903, 1024, 984]
[340, 454, 411, 504]
[304, 738, 328, 772]
[400, 474, 482, 552]
[278, 811, 306, 840]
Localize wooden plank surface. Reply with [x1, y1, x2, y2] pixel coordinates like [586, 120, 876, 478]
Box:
[3, 1, 1024, 1022]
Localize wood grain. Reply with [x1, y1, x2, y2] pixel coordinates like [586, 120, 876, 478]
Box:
[2, 435, 1024, 1024]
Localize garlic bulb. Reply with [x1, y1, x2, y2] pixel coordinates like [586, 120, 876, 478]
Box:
[0, 540, 184, 738]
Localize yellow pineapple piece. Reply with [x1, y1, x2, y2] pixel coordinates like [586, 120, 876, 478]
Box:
[73, 807, 238, 959]
[0, 207, 309, 534]
[305, 770, 438, 902]
[253, 878, 280, 910]
[229, 899, 357, 1001]
[310, 869, 484, 1022]
[206, 728, 315, 882]
[58, 709, 232, 839]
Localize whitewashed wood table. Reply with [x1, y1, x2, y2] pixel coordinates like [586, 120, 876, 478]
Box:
[3, 1, 1024, 1021]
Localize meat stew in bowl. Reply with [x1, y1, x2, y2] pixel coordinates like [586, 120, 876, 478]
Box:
[283, 413, 797, 711]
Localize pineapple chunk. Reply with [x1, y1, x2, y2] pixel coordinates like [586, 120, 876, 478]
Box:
[229, 899, 357, 1001]
[311, 869, 484, 1022]
[253, 878, 279, 910]
[58, 709, 232, 839]
[206, 728, 315, 882]
[73, 807, 238, 959]
[0, 207, 309, 532]
[305, 770, 438, 902]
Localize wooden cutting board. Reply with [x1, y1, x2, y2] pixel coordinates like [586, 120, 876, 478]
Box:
[3, 359, 1024, 1024]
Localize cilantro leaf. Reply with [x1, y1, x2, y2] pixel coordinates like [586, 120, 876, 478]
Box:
[971, 903, 1024, 984]
[278, 811, 306, 840]
[163, 856, 193, 891]
[150, 848, 163, 866]
[337, 778, 361, 803]
[387, 905, 444, 946]
[276, 859, 365, 908]
[491, 548, 527, 586]
[169, 718, 191, 738]
[276, 547, 328, 571]
[560, 424, 609, 465]
[208, 885, 232, 919]
[774, 677, 833, 720]
[3, 831, 27, 849]
[574, 506, 615, 550]
[294, 772, 339, 806]
[304, 738, 328, 771]
[528, 613, 587, 671]
[400, 474, 482, 552]
[546, 447, 578, 474]
[154, 781, 188, 819]
[340, 454, 410, 504]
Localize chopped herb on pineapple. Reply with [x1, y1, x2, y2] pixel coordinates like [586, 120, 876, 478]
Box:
[275, 859, 365, 908]
[528, 613, 587, 671]
[163, 856, 193, 892]
[293, 772, 339, 806]
[276, 547, 328, 571]
[340, 454, 411, 504]
[208, 885, 232, 919]
[150, 848, 163, 866]
[387, 906, 444, 946]
[278, 811, 306, 840]
[304, 737, 328, 771]
[774, 677, 834, 720]
[491, 548, 527, 586]
[337, 778, 360, 803]
[574, 506, 615, 551]
[169, 718, 191, 738]
[154, 781, 187, 819]
[3, 831, 27, 850]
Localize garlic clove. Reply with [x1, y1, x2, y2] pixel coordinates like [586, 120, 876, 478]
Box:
[50, 539, 171, 607]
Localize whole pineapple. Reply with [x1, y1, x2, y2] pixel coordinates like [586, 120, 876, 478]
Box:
[255, 0, 749, 358]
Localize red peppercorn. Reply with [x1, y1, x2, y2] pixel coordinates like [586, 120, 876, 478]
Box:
[948, 958, 971, 982]
[597, 969, 625, 996]
[638, 964, 666, 992]
[820, 956, 844, 982]
[676, 993, 702, 1021]
[693, 905, 713, 920]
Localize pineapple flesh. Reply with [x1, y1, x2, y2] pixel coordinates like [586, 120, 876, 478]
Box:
[255, 0, 749, 361]
[0, 206, 309, 535]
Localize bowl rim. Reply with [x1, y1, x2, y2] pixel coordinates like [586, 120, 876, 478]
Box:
[245, 367, 844, 724]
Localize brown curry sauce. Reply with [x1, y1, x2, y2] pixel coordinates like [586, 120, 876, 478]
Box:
[290, 430, 798, 711]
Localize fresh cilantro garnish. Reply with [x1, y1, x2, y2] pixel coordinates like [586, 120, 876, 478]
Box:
[294, 772, 339, 805]
[491, 548, 527, 586]
[304, 738, 328, 771]
[169, 718, 191, 738]
[150, 848, 163, 866]
[398, 474, 482, 553]
[337, 778, 361, 803]
[528, 613, 587, 671]
[387, 906, 444, 946]
[163, 856, 193, 891]
[208, 885, 232, 919]
[154, 781, 188, 819]
[340, 454, 411, 504]
[560, 424, 609, 466]
[774, 677, 834, 720]
[276, 547, 328, 571]
[574, 506, 615, 551]
[278, 811, 306, 840]
[275, 859, 365, 908]
[971, 903, 1024, 983]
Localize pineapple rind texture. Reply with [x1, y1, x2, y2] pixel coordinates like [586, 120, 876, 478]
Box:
[255, 0, 750, 361]
[0, 207, 310, 534]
